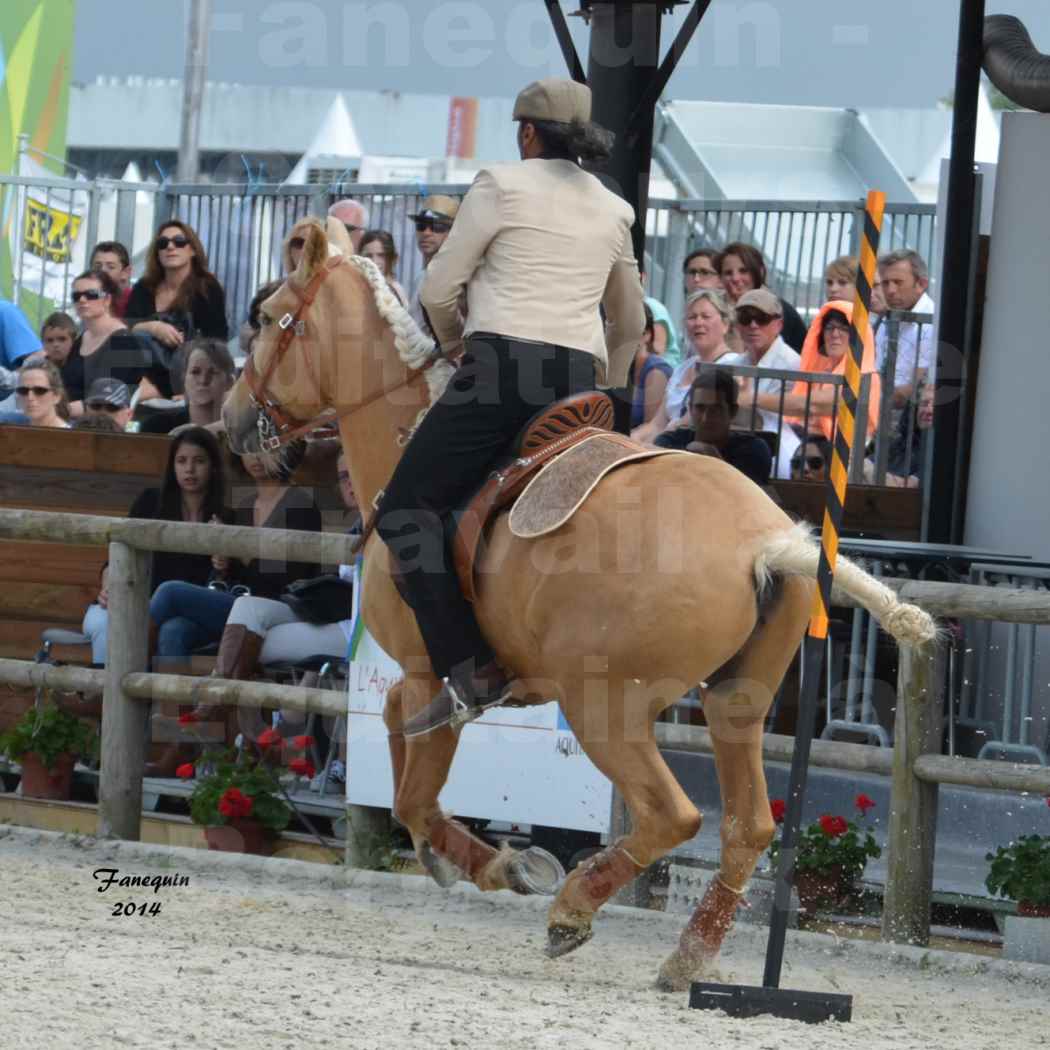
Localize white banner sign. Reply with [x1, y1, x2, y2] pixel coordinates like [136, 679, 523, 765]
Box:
[346, 566, 611, 833]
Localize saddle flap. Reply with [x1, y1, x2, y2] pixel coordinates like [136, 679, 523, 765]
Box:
[508, 433, 687, 539]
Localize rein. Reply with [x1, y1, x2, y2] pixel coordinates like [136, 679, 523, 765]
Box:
[242, 255, 439, 452]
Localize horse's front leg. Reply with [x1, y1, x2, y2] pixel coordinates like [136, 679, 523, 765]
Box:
[393, 671, 562, 895]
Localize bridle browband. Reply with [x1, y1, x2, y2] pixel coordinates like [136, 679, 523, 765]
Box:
[241, 254, 438, 452]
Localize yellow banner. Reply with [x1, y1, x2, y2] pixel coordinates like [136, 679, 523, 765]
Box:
[23, 196, 83, 264]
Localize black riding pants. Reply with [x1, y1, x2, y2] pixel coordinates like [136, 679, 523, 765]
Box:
[376, 334, 596, 679]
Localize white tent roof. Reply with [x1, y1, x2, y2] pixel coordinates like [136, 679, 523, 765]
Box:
[285, 93, 362, 183]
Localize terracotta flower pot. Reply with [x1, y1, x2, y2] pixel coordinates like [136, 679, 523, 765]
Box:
[18, 752, 76, 800]
[1017, 900, 1050, 918]
[204, 819, 274, 856]
[794, 865, 853, 913]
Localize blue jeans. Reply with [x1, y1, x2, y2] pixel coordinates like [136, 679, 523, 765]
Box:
[150, 581, 237, 658]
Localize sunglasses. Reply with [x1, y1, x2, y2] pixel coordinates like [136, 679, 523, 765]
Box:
[17, 385, 53, 397]
[686, 266, 718, 278]
[87, 402, 123, 413]
[415, 219, 451, 234]
[157, 235, 191, 250]
[737, 309, 777, 327]
[792, 455, 827, 471]
[72, 288, 107, 303]
[823, 323, 851, 337]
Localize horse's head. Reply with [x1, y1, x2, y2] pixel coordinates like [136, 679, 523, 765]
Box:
[224, 216, 352, 454]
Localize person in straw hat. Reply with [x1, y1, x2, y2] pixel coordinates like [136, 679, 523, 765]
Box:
[377, 77, 646, 738]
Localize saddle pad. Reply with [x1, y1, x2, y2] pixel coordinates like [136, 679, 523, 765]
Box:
[508, 432, 687, 539]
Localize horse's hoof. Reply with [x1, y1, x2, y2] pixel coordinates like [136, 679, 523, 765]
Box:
[507, 847, 566, 896]
[545, 923, 593, 959]
[654, 950, 721, 993]
[418, 842, 461, 889]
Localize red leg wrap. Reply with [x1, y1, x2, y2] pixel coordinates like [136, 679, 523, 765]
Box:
[427, 818, 499, 882]
[680, 876, 742, 957]
[559, 844, 643, 915]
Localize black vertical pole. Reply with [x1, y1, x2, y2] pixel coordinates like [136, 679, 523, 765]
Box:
[924, 0, 985, 543]
[586, 1, 662, 266]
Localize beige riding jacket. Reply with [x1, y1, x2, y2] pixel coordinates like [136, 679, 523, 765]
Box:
[419, 158, 645, 388]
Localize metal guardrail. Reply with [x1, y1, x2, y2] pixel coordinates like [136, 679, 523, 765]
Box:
[1, 172, 937, 345]
[645, 199, 938, 326]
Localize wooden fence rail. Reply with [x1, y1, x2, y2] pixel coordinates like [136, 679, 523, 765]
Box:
[2, 508, 1050, 946]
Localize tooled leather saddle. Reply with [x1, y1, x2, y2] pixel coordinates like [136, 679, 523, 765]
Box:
[451, 392, 683, 602]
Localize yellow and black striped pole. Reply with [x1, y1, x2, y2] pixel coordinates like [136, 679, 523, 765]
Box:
[763, 190, 886, 990]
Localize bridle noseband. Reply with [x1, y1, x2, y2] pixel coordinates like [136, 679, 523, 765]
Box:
[241, 254, 439, 452]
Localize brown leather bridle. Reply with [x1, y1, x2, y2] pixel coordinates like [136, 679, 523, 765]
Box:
[241, 255, 439, 452]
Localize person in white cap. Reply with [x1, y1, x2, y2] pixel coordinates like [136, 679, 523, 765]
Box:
[377, 76, 646, 737]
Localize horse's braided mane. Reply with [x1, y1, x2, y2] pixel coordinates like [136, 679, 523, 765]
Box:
[341, 253, 455, 438]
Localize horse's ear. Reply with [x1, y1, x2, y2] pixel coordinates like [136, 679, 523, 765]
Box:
[293, 221, 330, 283]
[326, 216, 353, 255]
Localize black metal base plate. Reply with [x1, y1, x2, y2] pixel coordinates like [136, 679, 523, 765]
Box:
[689, 982, 852, 1024]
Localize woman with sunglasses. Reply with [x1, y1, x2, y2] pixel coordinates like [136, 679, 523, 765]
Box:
[790, 435, 831, 482]
[128, 221, 229, 350]
[61, 270, 128, 415]
[358, 229, 407, 305]
[15, 359, 70, 428]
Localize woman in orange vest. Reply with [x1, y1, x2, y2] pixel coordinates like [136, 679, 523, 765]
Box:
[737, 299, 881, 445]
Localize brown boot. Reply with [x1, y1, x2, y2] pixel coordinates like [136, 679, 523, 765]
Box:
[213, 625, 265, 681]
[187, 626, 265, 744]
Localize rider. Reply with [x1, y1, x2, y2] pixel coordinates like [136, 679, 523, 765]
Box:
[376, 77, 646, 738]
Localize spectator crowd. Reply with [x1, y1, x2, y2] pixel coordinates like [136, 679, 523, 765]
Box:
[0, 197, 939, 779]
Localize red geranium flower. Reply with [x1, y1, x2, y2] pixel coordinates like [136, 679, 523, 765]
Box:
[291, 735, 315, 750]
[769, 798, 786, 824]
[256, 727, 282, 748]
[175, 763, 195, 779]
[218, 787, 254, 820]
[818, 814, 849, 838]
[178, 711, 199, 725]
[855, 793, 876, 815]
[288, 757, 316, 779]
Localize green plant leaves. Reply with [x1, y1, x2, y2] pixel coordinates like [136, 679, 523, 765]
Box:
[0, 701, 96, 771]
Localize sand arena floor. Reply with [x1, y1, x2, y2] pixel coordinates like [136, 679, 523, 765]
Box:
[1, 825, 1046, 1050]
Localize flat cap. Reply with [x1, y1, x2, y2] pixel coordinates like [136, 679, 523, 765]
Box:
[512, 78, 591, 124]
[735, 288, 783, 317]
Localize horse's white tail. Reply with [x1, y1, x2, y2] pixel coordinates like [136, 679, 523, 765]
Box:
[753, 522, 937, 647]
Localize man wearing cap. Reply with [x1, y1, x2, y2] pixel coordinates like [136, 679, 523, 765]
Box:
[377, 77, 645, 738]
[733, 288, 801, 477]
[84, 377, 133, 431]
[407, 195, 460, 332]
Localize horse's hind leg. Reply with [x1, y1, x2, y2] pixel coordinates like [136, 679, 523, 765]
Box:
[545, 680, 703, 958]
[657, 574, 811, 991]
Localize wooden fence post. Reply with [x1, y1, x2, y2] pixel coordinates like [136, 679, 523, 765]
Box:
[98, 541, 152, 840]
[881, 643, 944, 945]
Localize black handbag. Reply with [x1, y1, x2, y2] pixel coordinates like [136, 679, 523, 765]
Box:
[280, 575, 353, 625]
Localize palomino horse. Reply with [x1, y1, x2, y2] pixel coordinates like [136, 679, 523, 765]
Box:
[224, 219, 935, 989]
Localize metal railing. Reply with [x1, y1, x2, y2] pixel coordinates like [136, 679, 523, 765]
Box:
[1, 171, 936, 344]
[714, 363, 878, 484]
[645, 199, 938, 326]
